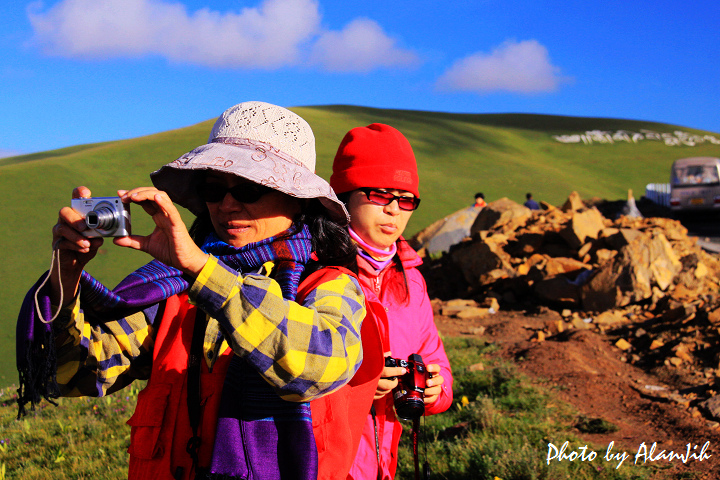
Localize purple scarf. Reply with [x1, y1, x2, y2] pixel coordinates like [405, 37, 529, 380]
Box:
[17, 224, 318, 480]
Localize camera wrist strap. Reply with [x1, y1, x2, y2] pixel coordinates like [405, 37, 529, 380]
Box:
[371, 405, 382, 480]
[412, 416, 430, 480]
[412, 417, 420, 480]
[34, 245, 64, 324]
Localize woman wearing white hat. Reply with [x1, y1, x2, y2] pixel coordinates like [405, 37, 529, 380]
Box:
[17, 102, 366, 480]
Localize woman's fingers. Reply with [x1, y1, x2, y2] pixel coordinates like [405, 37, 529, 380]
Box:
[122, 188, 182, 227]
[425, 364, 443, 388]
[423, 364, 444, 405]
[113, 235, 144, 251]
[122, 188, 163, 216]
[151, 191, 183, 223]
[55, 207, 93, 251]
[71, 186, 92, 199]
[381, 365, 405, 379]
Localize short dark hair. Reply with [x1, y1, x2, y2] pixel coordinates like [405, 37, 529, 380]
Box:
[475, 192, 484, 199]
[526, 193, 533, 199]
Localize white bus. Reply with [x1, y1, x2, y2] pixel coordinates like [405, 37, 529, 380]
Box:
[669, 157, 720, 213]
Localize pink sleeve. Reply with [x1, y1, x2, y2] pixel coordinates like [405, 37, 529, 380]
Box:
[413, 275, 454, 415]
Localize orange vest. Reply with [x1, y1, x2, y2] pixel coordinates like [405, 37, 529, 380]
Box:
[126, 267, 353, 480]
[311, 294, 388, 479]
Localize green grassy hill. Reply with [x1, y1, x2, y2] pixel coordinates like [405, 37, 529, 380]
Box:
[1, 105, 718, 386]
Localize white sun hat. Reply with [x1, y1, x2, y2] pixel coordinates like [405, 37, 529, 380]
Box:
[150, 101, 349, 224]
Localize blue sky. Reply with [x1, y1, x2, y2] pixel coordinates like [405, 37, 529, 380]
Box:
[2, 0, 719, 157]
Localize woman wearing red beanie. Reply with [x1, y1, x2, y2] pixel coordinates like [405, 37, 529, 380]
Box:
[323, 123, 454, 479]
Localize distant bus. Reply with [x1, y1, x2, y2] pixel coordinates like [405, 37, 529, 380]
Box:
[669, 157, 720, 213]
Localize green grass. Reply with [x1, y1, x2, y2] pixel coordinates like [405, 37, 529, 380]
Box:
[0, 338, 660, 479]
[1, 105, 719, 385]
[0, 383, 143, 479]
[395, 338, 655, 480]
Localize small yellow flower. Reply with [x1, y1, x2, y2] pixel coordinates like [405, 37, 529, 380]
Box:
[461, 395, 470, 407]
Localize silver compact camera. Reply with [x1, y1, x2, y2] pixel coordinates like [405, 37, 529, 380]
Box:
[71, 197, 131, 237]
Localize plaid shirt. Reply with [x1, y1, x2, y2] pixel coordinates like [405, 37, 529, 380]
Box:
[54, 256, 366, 402]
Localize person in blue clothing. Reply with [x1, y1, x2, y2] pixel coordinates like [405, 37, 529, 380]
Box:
[524, 192, 541, 210]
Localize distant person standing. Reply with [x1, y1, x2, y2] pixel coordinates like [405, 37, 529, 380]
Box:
[474, 192, 487, 209]
[524, 192, 541, 210]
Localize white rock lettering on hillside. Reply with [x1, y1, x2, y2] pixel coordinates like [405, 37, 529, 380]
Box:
[553, 129, 720, 146]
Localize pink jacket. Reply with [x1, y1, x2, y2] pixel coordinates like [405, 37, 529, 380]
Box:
[348, 238, 453, 479]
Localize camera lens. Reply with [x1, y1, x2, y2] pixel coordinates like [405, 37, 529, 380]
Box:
[86, 205, 118, 231]
[394, 395, 425, 420]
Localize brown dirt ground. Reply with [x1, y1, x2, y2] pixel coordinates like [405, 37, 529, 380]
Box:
[434, 308, 720, 480]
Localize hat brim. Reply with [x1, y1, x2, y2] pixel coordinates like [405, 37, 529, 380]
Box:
[151, 139, 349, 225]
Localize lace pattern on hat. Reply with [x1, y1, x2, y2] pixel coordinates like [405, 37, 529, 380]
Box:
[169, 140, 327, 196]
[211, 137, 309, 169]
[211, 102, 315, 170]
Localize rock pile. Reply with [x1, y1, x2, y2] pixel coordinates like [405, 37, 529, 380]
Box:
[414, 192, 720, 378]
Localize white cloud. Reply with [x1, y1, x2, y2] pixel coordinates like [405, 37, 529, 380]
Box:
[27, 0, 322, 68]
[27, 0, 419, 72]
[309, 18, 418, 72]
[437, 40, 568, 94]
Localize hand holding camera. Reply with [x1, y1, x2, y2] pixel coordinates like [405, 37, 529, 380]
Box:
[50, 186, 208, 307]
[113, 187, 209, 276]
[379, 353, 445, 420]
[384, 353, 429, 420]
[49, 186, 109, 307]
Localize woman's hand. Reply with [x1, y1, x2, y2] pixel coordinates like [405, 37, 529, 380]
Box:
[114, 187, 209, 276]
[50, 186, 104, 306]
[374, 352, 406, 400]
[423, 363, 445, 405]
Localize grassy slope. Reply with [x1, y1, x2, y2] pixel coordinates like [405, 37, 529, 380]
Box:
[1, 105, 719, 385]
[0, 338, 656, 480]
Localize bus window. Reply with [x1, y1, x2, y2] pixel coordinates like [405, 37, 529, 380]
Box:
[672, 164, 720, 186]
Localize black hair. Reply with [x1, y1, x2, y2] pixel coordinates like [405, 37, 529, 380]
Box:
[189, 211, 214, 246]
[475, 192, 485, 199]
[295, 199, 358, 273]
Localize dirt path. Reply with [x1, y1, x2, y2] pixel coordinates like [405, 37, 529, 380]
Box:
[435, 309, 720, 479]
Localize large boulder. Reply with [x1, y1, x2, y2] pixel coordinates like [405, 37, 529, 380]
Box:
[470, 198, 532, 236]
[450, 235, 515, 286]
[559, 207, 606, 249]
[581, 231, 682, 311]
[410, 206, 482, 255]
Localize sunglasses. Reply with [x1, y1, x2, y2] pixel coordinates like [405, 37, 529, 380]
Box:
[358, 188, 421, 211]
[197, 182, 272, 204]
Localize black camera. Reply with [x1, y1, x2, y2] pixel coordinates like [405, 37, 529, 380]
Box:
[385, 353, 429, 420]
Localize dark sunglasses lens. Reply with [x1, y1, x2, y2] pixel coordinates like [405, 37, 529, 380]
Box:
[229, 184, 269, 204]
[197, 183, 227, 203]
[366, 189, 419, 211]
[397, 197, 420, 211]
[367, 190, 394, 205]
[198, 183, 269, 203]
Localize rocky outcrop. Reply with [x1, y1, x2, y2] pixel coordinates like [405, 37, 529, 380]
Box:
[419, 192, 720, 423]
[421, 192, 719, 313]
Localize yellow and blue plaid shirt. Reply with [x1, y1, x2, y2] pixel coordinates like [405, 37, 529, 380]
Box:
[53, 256, 366, 402]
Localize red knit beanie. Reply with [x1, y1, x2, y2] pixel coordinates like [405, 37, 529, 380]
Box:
[330, 123, 420, 198]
